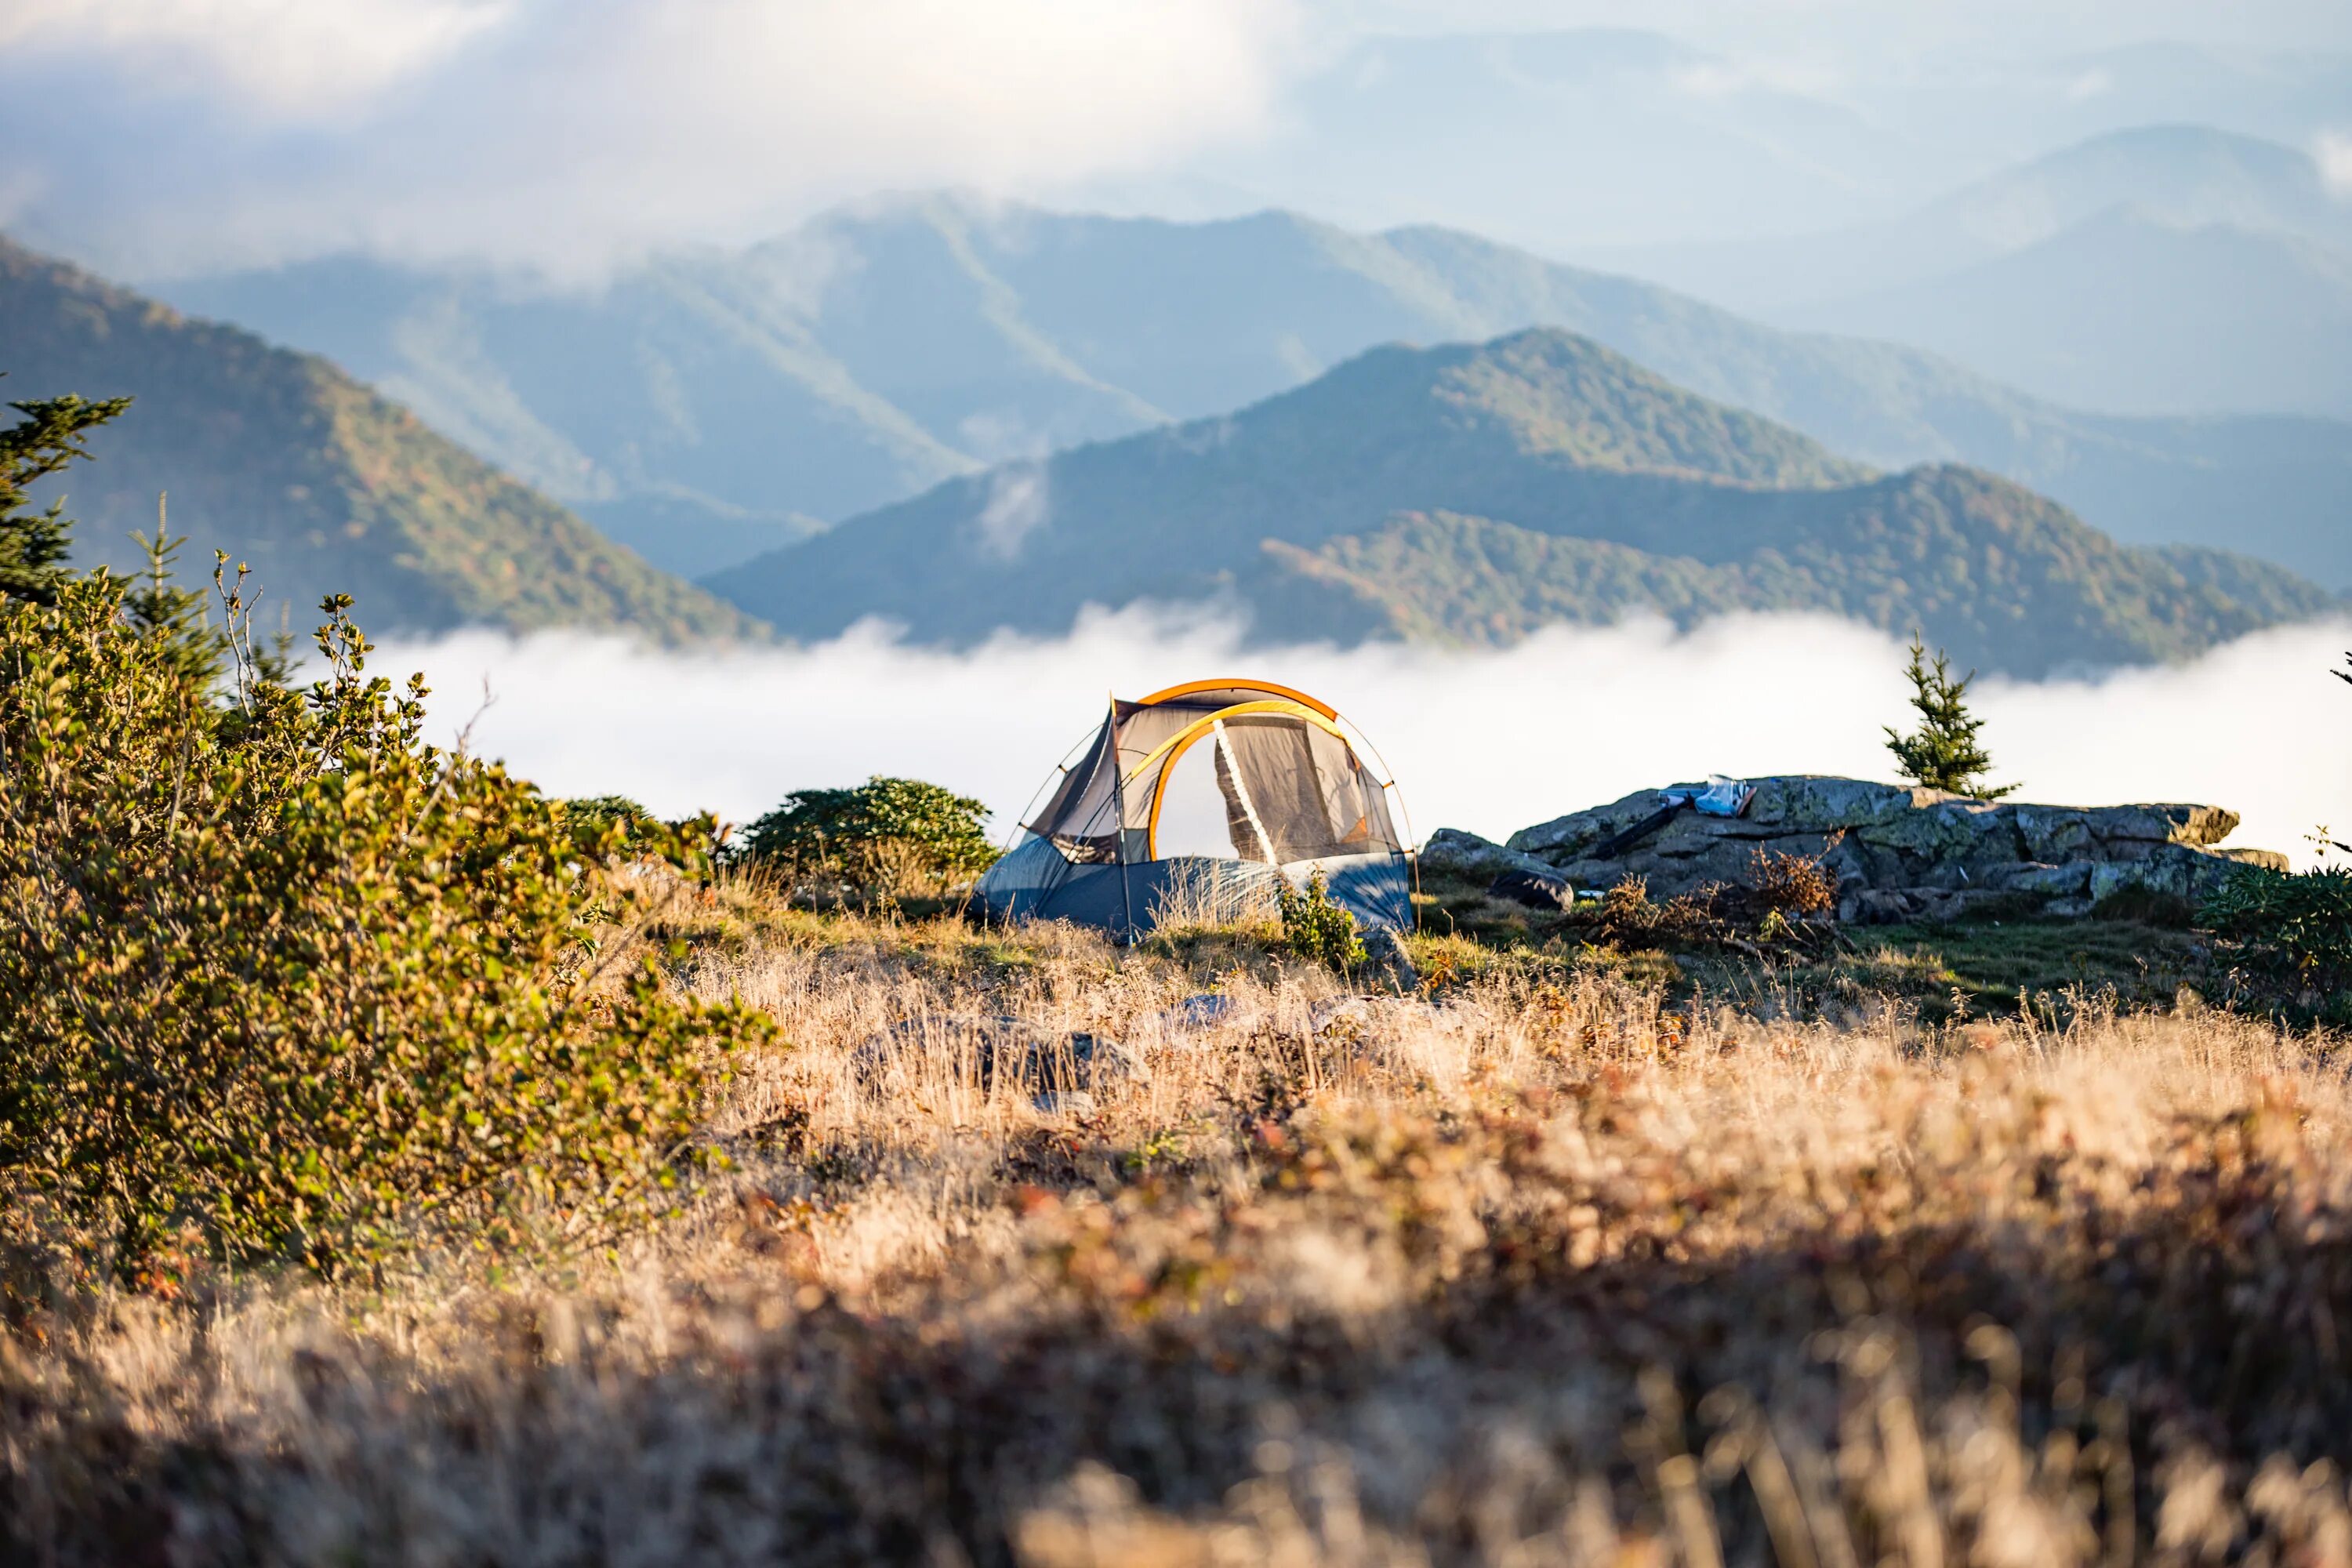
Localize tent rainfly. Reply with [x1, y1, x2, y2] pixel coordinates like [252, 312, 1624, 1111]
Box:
[973, 678, 1414, 940]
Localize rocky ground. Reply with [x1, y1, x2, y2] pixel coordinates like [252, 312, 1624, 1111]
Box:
[1425, 775, 2285, 924]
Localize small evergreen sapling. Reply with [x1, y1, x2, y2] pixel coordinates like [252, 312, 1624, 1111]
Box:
[1884, 634, 2016, 800]
[0, 392, 132, 605]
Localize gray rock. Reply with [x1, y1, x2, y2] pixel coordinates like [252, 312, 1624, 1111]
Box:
[2085, 844, 2248, 907]
[1840, 888, 1920, 925]
[1982, 862, 2092, 896]
[2096, 804, 2241, 848]
[1165, 993, 1237, 1029]
[1499, 775, 2277, 924]
[2217, 847, 2292, 872]
[2019, 803, 2239, 858]
[1743, 776, 1940, 832]
[1418, 828, 1558, 882]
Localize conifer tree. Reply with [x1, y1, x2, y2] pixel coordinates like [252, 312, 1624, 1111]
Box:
[0, 392, 132, 605]
[121, 495, 230, 688]
[1884, 634, 2016, 799]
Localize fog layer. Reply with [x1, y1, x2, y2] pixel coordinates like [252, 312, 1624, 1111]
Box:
[376, 609, 2352, 870]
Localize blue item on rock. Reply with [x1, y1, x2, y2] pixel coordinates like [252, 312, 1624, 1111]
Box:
[1664, 776, 1757, 818]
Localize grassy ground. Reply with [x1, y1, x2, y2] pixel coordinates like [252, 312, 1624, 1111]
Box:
[5, 886, 2350, 1566]
[1413, 871, 2217, 1024]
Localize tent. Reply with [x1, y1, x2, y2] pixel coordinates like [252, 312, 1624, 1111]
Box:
[973, 678, 1414, 940]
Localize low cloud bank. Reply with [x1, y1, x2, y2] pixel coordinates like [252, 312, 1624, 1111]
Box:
[379, 609, 2352, 869]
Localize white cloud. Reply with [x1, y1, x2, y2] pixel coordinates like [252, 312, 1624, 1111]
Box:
[2061, 67, 2112, 103]
[0, 0, 511, 117]
[377, 610, 2352, 871]
[0, 0, 1301, 278]
[972, 465, 1051, 559]
[2318, 132, 2352, 199]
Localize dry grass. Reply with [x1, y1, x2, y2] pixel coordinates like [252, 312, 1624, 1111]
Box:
[5, 902, 2351, 1566]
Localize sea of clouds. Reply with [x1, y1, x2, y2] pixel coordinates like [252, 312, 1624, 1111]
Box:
[376, 608, 2352, 870]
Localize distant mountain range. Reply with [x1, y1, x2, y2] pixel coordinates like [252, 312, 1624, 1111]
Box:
[1602, 125, 2352, 308]
[162, 196, 2352, 588]
[1073, 31, 2352, 262]
[1606, 126, 2352, 422]
[707, 329, 2337, 677]
[0, 238, 758, 644]
[1794, 208, 2352, 421]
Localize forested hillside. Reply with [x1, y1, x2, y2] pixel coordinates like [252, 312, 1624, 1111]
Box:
[1, 237, 763, 644]
[164, 197, 2352, 586]
[710, 329, 2336, 675]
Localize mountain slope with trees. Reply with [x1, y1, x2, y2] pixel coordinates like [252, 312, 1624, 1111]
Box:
[160, 197, 2352, 588]
[0, 237, 763, 644]
[707, 329, 2337, 676]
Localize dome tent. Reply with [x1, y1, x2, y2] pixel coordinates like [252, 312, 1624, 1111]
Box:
[974, 679, 1414, 941]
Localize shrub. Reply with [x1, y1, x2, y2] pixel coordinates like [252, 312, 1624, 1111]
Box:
[2202, 864, 2352, 988]
[560, 793, 660, 851]
[737, 776, 996, 897]
[1586, 877, 1730, 947]
[1742, 834, 1842, 917]
[1279, 869, 1366, 973]
[0, 569, 770, 1282]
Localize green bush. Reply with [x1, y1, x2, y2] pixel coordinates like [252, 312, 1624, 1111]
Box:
[2201, 652, 2352, 1013]
[0, 464, 769, 1279]
[736, 775, 996, 897]
[1279, 869, 1366, 974]
[559, 793, 661, 853]
[2201, 865, 2352, 988]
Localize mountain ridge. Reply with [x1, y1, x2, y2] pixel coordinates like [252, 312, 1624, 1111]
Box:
[1599, 124, 2352, 426]
[0, 236, 763, 644]
[1788, 207, 2352, 419]
[156, 195, 2352, 589]
[1598, 124, 2352, 311]
[706, 328, 2337, 676]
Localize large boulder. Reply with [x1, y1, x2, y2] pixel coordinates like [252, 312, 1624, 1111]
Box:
[1501, 775, 2282, 922]
[1418, 827, 1560, 883]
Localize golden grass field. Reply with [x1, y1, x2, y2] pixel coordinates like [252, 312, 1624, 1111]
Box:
[6, 885, 2350, 1566]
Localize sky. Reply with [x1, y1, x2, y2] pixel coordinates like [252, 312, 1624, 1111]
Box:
[5, 0, 2350, 278]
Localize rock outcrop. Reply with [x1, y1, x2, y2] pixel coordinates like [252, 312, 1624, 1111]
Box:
[1427, 776, 2285, 924]
[1417, 827, 1561, 883]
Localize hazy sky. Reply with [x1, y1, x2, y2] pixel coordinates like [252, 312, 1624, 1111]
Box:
[5, 0, 2350, 278]
[1347, 0, 2352, 52]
